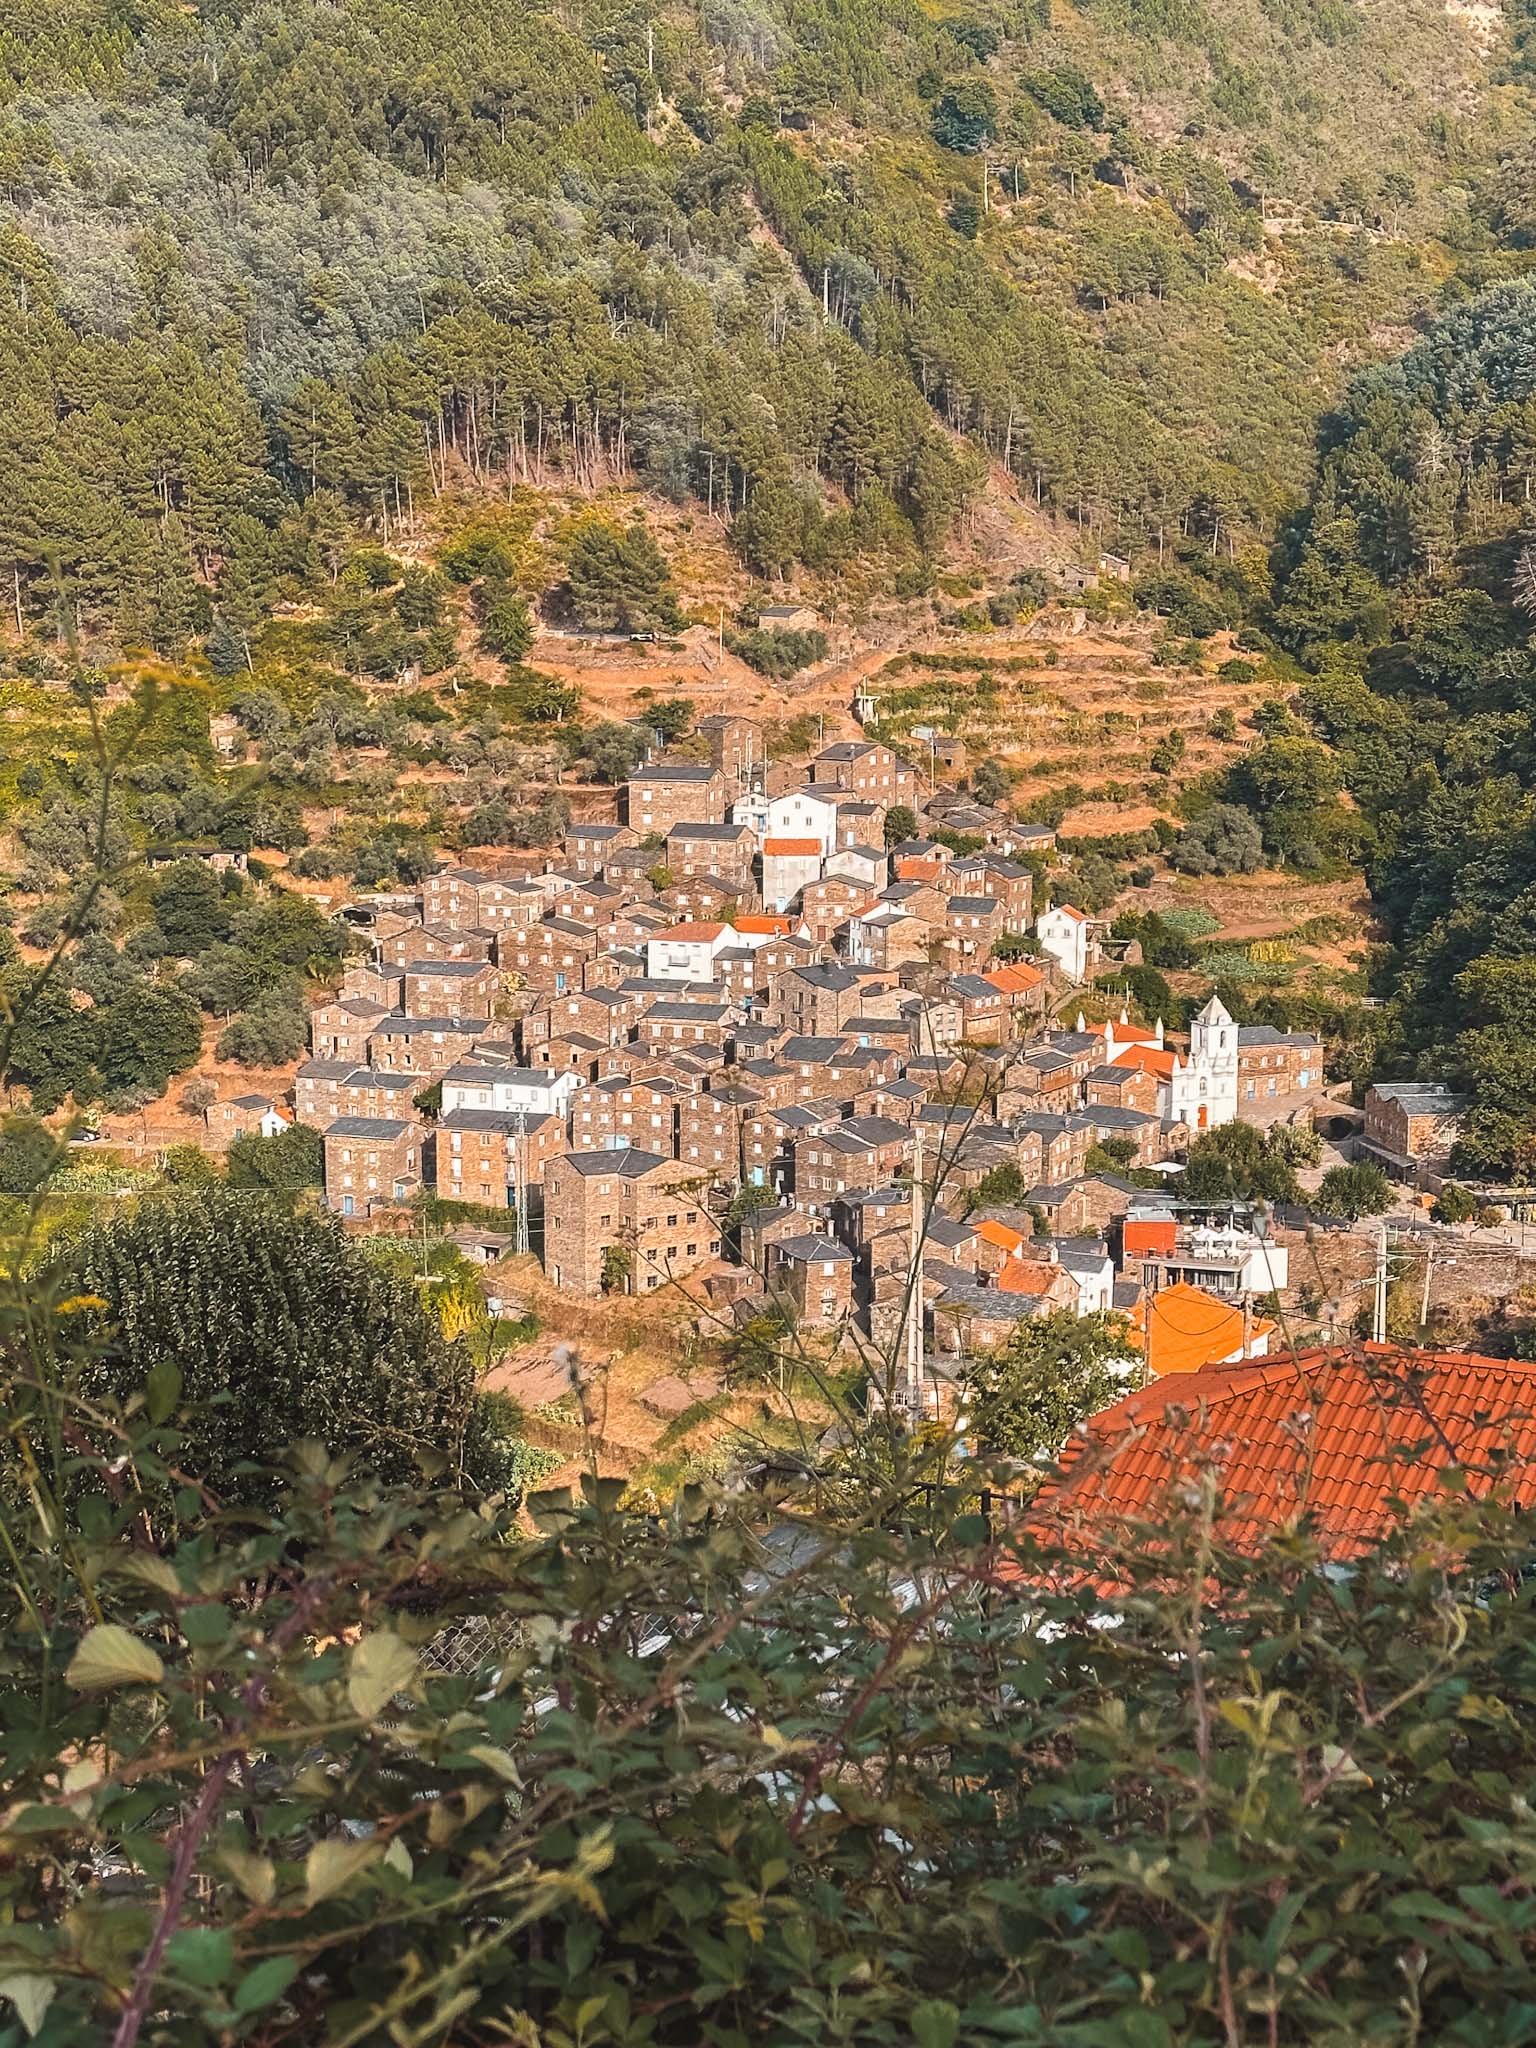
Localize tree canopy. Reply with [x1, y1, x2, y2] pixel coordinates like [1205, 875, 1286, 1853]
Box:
[59, 1194, 533, 1502]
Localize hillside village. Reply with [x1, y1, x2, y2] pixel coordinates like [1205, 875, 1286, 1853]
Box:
[177, 689, 1487, 1421]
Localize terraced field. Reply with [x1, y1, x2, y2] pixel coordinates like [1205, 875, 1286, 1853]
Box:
[859, 615, 1278, 834]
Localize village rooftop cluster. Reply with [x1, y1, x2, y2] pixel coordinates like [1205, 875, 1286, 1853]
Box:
[205, 715, 1472, 1384]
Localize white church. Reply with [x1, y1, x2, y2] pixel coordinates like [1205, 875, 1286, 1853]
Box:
[1092, 993, 1239, 1132]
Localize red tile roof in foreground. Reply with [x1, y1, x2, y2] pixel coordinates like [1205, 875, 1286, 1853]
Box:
[1031, 1344, 1536, 1559]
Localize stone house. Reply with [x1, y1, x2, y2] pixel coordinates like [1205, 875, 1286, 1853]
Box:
[945, 975, 1009, 1044]
[422, 868, 542, 932]
[696, 713, 763, 786]
[1237, 1026, 1321, 1104]
[851, 1079, 927, 1125]
[766, 1234, 855, 1328]
[432, 1108, 564, 1211]
[543, 1149, 721, 1297]
[1084, 1103, 1165, 1169]
[841, 906, 931, 972]
[339, 963, 406, 1006]
[364, 1017, 484, 1077]
[666, 820, 755, 878]
[660, 875, 756, 923]
[756, 602, 820, 632]
[402, 959, 499, 1021]
[742, 1101, 839, 1191]
[523, 987, 633, 1050]
[564, 822, 638, 878]
[1015, 1110, 1099, 1183]
[809, 740, 916, 805]
[294, 1059, 357, 1127]
[928, 1285, 1049, 1359]
[378, 924, 493, 969]
[1361, 1083, 1468, 1172]
[297, 1066, 420, 1125]
[624, 761, 726, 834]
[322, 1115, 423, 1216]
[947, 853, 1034, 930]
[775, 962, 867, 1039]
[880, 878, 949, 927]
[497, 917, 600, 995]
[791, 1115, 914, 1207]
[570, 1075, 684, 1156]
[797, 875, 875, 946]
[310, 996, 391, 1065]
[206, 1095, 292, 1145]
[677, 1082, 762, 1177]
[636, 1000, 732, 1050]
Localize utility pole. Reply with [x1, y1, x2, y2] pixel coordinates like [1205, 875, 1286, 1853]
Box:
[1372, 1221, 1388, 1344]
[1419, 1241, 1435, 1333]
[906, 1123, 925, 1416]
[512, 1112, 530, 1258]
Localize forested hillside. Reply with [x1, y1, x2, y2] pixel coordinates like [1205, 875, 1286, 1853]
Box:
[8, 0, 1536, 1152]
[3, 0, 1534, 647]
[1277, 279, 1536, 1177]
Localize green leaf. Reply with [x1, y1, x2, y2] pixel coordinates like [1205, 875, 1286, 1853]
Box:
[112, 1554, 181, 1598]
[464, 1744, 521, 1784]
[65, 1625, 164, 1691]
[146, 1358, 182, 1425]
[912, 1998, 960, 2048]
[181, 1603, 233, 1649]
[232, 1955, 299, 2017]
[166, 1927, 235, 1989]
[0, 1974, 55, 2039]
[218, 1844, 276, 1907]
[304, 1837, 380, 1905]
[346, 1630, 417, 1720]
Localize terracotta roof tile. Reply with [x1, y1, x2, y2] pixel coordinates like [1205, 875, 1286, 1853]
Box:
[1110, 1043, 1176, 1080]
[1030, 1344, 1536, 1559]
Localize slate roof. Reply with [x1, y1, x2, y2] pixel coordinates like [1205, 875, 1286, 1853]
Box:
[561, 1147, 671, 1178]
[325, 1116, 412, 1139]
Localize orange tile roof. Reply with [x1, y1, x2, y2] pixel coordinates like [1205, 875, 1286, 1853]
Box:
[651, 922, 726, 941]
[1032, 1345, 1536, 1559]
[997, 1256, 1062, 1296]
[763, 838, 822, 856]
[975, 1218, 1028, 1256]
[732, 914, 796, 935]
[984, 964, 1044, 994]
[1131, 1282, 1274, 1379]
[1110, 1042, 1176, 1080]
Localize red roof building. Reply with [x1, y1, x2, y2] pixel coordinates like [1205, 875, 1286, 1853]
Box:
[1030, 1345, 1536, 1559]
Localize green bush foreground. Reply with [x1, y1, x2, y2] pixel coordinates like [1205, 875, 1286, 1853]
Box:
[1, 1310, 1535, 2047]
